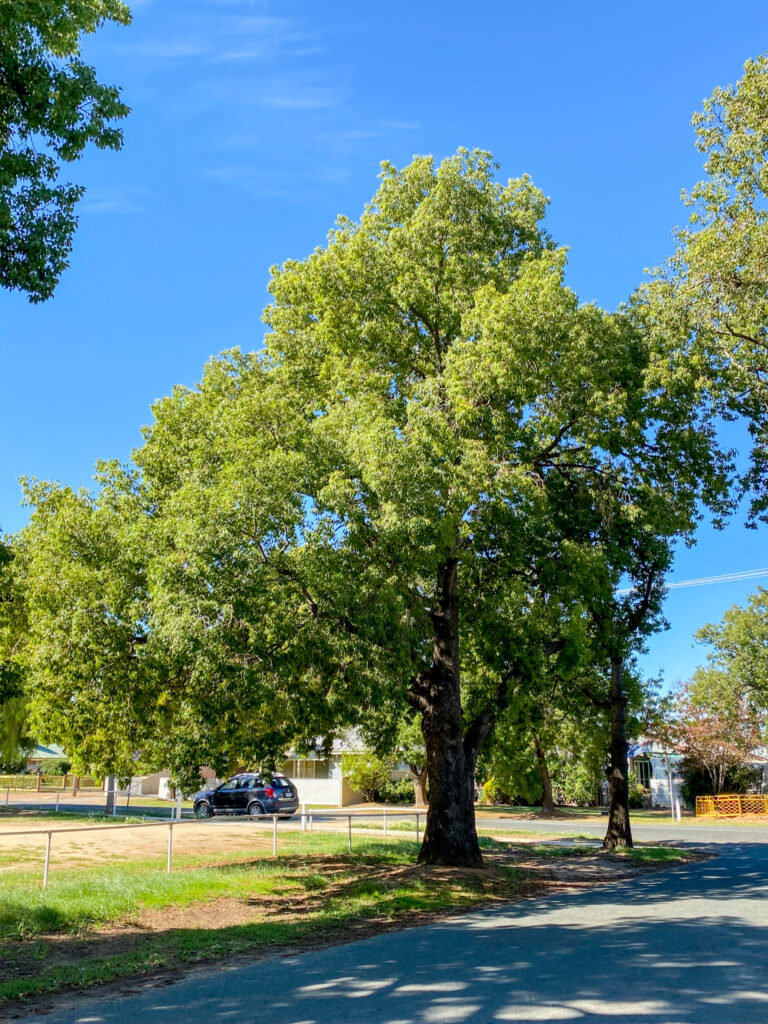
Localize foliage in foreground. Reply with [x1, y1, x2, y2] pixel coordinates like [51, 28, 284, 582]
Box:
[0, 0, 131, 302]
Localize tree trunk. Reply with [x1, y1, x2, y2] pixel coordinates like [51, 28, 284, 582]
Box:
[603, 657, 633, 850]
[533, 735, 555, 815]
[410, 763, 428, 808]
[417, 559, 483, 867]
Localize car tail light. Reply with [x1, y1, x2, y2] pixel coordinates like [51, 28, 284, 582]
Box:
[264, 787, 275, 798]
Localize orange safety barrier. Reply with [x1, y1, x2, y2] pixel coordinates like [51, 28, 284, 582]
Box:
[696, 793, 768, 817]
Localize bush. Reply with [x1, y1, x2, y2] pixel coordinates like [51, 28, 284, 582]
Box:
[376, 778, 414, 804]
[46, 758, 72, 775]
[0, 756, 27, 775]
[480, 778, 514, 805]
[627, 771, 647, 809]
[680, 759, 764, 805]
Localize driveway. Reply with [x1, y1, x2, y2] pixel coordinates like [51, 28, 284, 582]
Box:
[20, 838, 768, 1024]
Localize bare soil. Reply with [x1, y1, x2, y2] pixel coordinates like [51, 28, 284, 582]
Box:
[0, 816, 280, 872]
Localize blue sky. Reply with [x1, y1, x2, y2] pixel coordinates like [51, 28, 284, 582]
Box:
[2, 0, 768, 685]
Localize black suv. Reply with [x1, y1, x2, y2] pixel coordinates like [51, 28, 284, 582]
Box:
[193, 773, 299, 819]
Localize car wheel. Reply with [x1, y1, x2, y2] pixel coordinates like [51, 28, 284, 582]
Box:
[248, 801, 266, 819]
[195, 801, 213, 819]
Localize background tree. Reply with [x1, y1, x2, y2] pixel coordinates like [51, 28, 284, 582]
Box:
[663, 676, 764, 796]
[0, 0, 131, 302]
[694, 588, 768, 705]
[641, 52, 768, 520]
[392, 716, 428, 808]
[0, 539, 34, 770]
[341, 752, 391, 803]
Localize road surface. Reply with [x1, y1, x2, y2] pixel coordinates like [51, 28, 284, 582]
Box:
[18, 835, 768, 1024]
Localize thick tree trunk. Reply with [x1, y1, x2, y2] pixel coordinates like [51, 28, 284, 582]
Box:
[603, 657, 633, 850]
[410, 764, 428, 808]
[533, 735, 555, 815]
[417, 559, 483, 867]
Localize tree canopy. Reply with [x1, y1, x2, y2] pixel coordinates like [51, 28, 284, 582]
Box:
[0, 0, 131, 302]
[15, 150, 732, 863]
[641, 52, 768, 520]
[694, 588, 768, 707]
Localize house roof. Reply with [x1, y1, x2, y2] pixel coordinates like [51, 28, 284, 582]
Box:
[28, 743, 67, 760]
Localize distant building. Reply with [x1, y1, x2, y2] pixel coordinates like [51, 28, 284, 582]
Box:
[628, 740, 768, 808]
[26, 743, 67, 771]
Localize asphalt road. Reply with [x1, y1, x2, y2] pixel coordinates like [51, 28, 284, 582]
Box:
[19, 836, 768, 1024]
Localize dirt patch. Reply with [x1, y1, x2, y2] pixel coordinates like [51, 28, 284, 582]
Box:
[0, 817, 280, 873]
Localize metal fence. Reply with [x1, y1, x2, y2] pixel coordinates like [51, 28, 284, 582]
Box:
[0, 809, 425, 889]
[696, 793, 768, 817]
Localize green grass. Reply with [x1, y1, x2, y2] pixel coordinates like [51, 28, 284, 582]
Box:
[0, 833, 517, 1003]
[616, 845, 694, 864]
[0, 835, 421, 941]
[475, 804, 696, 821]
[0, 808, 175, 824]
[0, 829, 697, 1006]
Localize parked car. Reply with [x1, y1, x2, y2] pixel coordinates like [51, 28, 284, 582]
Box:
[193, 772, 299, 819]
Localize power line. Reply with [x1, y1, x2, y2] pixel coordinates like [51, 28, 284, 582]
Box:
[616, 568, 768, 595]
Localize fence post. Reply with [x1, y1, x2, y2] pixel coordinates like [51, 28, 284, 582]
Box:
[43, 831, 52, 889]
[272, 815, 278, 857]
[383, 807, 387, 837]
[37, 774, 42, 793]
[167, 823, 173, 873]
[348, 814, 352, 852]
[301, 802, 307, 832]
[309, 812, 313, 832]
[416, 812, 420, 844]
[55, 792, 60, 813]
[5, 786, 8, 808]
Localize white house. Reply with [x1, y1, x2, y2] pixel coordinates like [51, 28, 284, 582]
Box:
[628, 740, 768, 809]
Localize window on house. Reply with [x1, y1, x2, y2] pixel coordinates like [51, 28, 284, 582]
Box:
[635, 759, 652, 788]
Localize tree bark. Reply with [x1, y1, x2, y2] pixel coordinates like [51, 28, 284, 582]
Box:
[416, 559, 483, 867]
[410, 763, 428, 808]
[533, 735, 555, 815]
[603, 657, 633, 850]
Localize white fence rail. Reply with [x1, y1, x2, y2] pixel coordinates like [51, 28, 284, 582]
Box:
[0, 811, 426, 889]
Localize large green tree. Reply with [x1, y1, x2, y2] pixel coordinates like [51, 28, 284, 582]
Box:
[0, 0, 131, 302]
[18, 151, 727, 865]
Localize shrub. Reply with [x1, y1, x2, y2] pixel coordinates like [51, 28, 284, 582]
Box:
[627, 771, 647, 809]
[480, 778, 514, 805]
[0, 756, 27, 775]
[376, 778, 414, 804]
[680, 758, 763, 805]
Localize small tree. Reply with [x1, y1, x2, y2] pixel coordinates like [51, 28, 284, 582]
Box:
[342, 753, 390, 803]
[664, 678, 764, 794]
[393, 717, 428, 808]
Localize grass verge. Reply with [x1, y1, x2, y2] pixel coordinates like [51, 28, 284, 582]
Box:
[0, 832, 700, 1009]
